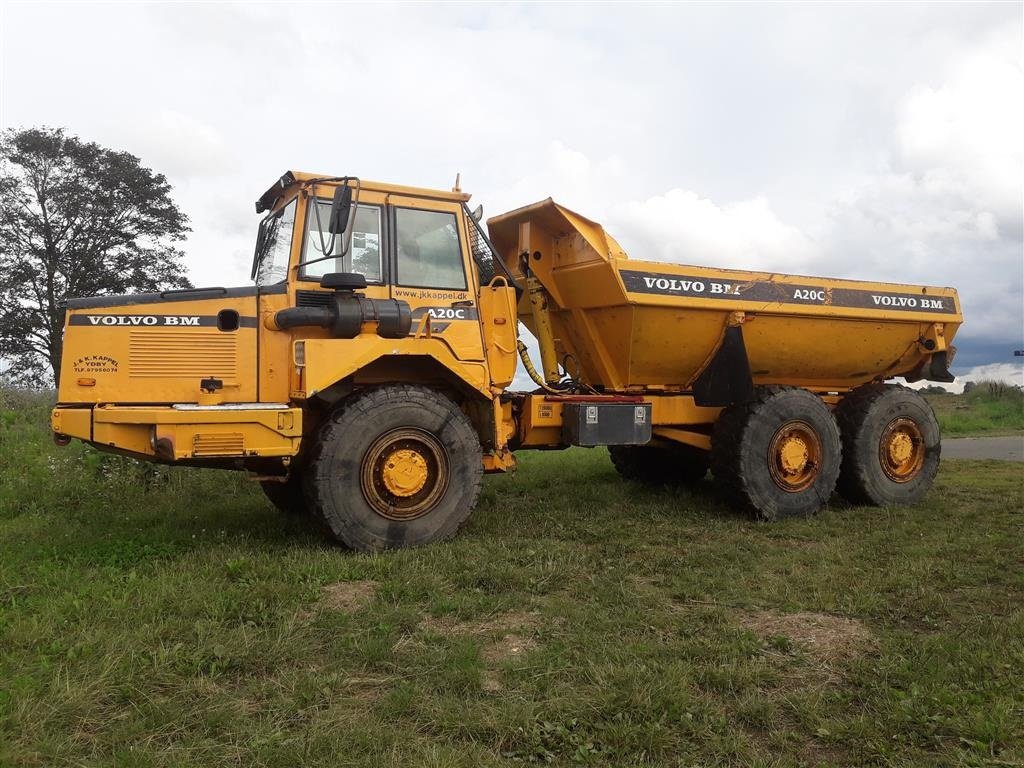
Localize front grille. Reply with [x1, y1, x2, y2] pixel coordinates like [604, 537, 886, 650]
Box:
[129, 330, 237, 378]
[296, 290, 332, 307]
[192, 433, 244, 456]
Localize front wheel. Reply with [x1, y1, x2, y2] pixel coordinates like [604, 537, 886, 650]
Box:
[304, 385, 483, 552]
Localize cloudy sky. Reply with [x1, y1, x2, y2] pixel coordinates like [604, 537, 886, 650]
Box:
[2, 2, 1021, 389]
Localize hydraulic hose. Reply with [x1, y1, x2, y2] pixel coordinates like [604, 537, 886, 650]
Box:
[517, 340, 566, 394]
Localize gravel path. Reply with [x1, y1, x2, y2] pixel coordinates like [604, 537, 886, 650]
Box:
[942, 436, 1024, 462]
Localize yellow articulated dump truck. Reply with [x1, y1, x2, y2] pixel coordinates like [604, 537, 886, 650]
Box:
[52, 172, 962, 551]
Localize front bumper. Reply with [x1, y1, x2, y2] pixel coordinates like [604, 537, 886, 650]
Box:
[51, 404, 303, 462]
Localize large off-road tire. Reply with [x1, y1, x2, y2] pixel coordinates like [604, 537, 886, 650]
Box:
[260, 472, 307, 516]
[303, 385, 483, 552]
[834, 384, 940, 506]
[608, 443, 709, 485]
[711, 386, 841, 520]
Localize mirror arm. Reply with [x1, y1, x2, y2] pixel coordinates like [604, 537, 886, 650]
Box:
[295, 178, 361, 275]
[311, 185, 338, 259]
[296, 251, 344, 270]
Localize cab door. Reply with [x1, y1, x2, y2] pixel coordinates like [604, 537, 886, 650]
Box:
[386, 195, 485, 362]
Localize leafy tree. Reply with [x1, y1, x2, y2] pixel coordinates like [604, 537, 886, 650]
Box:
[0, 127, 191, 385]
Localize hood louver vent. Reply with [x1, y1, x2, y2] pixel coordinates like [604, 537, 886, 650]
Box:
[129, 330, 237, 378]
[296, 290, 333, 308]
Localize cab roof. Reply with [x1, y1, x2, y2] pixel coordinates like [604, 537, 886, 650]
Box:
[256, 170, 471, 213]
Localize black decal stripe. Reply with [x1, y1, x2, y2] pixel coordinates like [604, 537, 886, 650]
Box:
[619, 270, 956, 314]
[69, 315, 259, 327]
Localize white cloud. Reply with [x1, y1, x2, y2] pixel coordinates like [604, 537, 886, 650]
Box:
[540, 21, 1023, 344]
[611, 190, 817, 272]
[895, 25, 1022, 226]
[112, 110, 236, 180]
[1, 3, 1019, 367]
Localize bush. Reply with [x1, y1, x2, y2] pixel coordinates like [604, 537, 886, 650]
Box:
[927, 379, 1024, 436]
[963, 380, 1023, 403]
[0, 386, 245, 522]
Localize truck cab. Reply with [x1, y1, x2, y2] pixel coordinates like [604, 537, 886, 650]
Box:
[249, 172, 520, 406]
[53, 172, 521, 471]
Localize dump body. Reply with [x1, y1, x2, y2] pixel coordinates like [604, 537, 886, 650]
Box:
[488, 199, 961, 395]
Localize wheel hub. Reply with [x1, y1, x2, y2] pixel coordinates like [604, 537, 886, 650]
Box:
[381, 448, 429, 497]
[768, 421, 822, 492]
[779, 435, 810, 474]
[361, 428, 449, 521]
[879, 417, 925, 483]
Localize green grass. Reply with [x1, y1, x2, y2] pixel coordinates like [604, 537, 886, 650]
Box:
[1, 391, 1022, 767]
[925, 382, 1024, 437]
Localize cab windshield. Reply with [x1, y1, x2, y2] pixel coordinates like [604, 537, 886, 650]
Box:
[252, 199, 296, 286]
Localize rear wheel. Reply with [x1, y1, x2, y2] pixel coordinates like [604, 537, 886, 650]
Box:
[304, 385, 483, 552]
[711, 386, 841, 520]
[835, 384, 940, 506]
[608, 443, 709, 485]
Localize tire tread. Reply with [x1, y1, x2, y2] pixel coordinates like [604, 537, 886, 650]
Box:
[303, 385, 483, 550]
[834, 382, 940, 506]
[711, 386, 841, 519]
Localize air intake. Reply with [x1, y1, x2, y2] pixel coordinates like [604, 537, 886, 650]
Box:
[192, 433, 245, 456]
[129, 330, 237, 379]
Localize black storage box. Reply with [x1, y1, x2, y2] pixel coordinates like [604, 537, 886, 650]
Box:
[561, 402, 653, 447]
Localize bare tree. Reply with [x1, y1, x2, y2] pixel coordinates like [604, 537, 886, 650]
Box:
[0, 127, 191, 385]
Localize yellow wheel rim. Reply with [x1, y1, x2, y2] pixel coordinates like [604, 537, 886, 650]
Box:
[879, 417, 925, 483]
[361, 428, 449, 521]
[768, 420, 822, 493]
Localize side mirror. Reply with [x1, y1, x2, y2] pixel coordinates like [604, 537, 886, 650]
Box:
[328, 184, 353, 235]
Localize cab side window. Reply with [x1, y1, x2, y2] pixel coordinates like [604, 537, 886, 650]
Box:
[395, 208, 467, 290]
[302, 202, 383, 283]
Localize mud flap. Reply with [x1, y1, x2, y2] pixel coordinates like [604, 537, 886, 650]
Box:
[905, 349, 956, 384]
[693, 325, 755, 407]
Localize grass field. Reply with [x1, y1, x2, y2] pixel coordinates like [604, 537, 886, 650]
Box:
[924, 382, 1024, 437]
[1, 391, 1022, 767]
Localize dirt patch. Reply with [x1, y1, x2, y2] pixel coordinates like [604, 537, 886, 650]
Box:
[319, 579, 378, 613]
[481, 630, 538, 663]
[421, 610, 542, 692]
[740, 610, 873, 664]
[420, 609, 541, 640]
[343, 675, 393, 702]
[481, 631, 538, 692]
